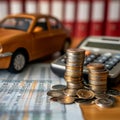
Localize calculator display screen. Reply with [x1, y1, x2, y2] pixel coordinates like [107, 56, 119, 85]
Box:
[86, 42, 120, 50]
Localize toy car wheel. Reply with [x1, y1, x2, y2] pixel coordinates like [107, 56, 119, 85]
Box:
[8, 51, 27, 73]
[61, 40, 71, 54]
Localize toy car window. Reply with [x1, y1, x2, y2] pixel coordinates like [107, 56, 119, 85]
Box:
[36, 18, 48, 31]
[1, 18, 16, 27]
[48, 18, 62, 30]
[0, 17, 32, 31]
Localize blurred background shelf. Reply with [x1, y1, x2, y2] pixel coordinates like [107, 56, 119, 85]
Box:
[0, 0, 120, 40]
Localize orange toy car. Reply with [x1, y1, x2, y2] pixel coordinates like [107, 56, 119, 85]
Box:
[0, 13, 71, 73]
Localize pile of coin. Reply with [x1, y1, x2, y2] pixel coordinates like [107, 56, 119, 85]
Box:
[47, 84, 96, 104]
[64, 48, 85, 97]
[47, 49, 119, 108]
[87, 63, 108, 94]
[47, 84, 117, 107]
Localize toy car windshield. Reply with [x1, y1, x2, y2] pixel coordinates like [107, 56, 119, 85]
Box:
[0, 17, 32, 31]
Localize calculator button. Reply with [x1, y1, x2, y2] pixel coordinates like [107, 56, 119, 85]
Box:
[86, 57, 93, 62]
[84, 54, 96, 64]
[105, 64, 113, 70]
[105, 61, 116, 66]
[102, 56, 109, 60]
[109, 61, 116, 66]
[93, 60, 101, 63]
[93, 57, 106, 63]
[103, 53, 112, 57]
[108, 58, 119, 64]
[61, 58, 66, 63]
[84, 61, 89, 66]
[89, 54, 96, 59]
[113, 54, 120, 60]
[97, 59, 105, 63]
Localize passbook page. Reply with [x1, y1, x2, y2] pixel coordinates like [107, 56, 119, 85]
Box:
[0, 63, 84, 120]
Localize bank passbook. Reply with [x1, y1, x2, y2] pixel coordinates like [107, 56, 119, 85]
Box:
[51, 36, 120, 86]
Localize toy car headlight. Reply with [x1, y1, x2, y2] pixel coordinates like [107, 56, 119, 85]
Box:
[0, 43, 3, 53]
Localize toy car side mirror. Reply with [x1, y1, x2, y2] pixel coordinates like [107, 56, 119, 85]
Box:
[33, 26, 43, 33]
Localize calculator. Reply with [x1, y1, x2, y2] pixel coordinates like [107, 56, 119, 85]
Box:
[50, 36, 120, 86]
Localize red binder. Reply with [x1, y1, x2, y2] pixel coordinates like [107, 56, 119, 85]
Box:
[25, 0, 37, 13]
[105, 0, 120, 37]
[63, 0, 76, 37]
[90, 0, 106, 36]
[9, 0, 24, 14]
[0, 0, 9, 19]
[38, 0, 50, 14]
[74, 0, 91, 39]
[50, 0, 64, 22]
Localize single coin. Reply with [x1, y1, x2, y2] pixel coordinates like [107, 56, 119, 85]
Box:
[91, 88, 107, 94]
[89, 80, 107, 85]
[95, 93, 109, 99]
[87, 63, 105, 70]
[84, 85, 90, 90]
[64, 88, 77, 97]
[89, 70, 109, 76]
[95, 98, 114, 108]
[50, 97, 59, 102]
[77, 89, 95, 99]
[52, 84, 66, 90]
[64, 75, 82, 83]
[108, 95, 116, 103]
[107, 89, 120, 96]
[75, 98, 95, 105]
[65, 68, 83, 73]
[58, 95, 75, 104]
[67, 82, 83, 89]
[65, 72, 82, 77]
[66, 65, 83, 70]
[88, 69, 106, 72]
[90, 84, 107, 89]
[66, 56, 84, 61]
[89, 75, 108, 80]
[95, 93, 116, 103]
[47, 90, 64, 97]
[66, 48, 85, 54]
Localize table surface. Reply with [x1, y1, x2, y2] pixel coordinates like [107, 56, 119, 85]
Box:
[80, 85, 120, 120]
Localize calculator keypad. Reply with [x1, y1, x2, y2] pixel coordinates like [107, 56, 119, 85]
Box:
[84, 53, 120, 70]
[60, 53, 120, 71]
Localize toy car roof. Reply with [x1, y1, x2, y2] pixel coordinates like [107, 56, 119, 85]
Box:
[6, 13, 58, 20]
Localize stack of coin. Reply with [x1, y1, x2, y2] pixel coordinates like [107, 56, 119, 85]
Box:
[64, 48, 85, 97]
[87, 63, 108, 94]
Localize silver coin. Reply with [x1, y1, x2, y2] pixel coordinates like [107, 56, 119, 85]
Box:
[95, 93, 109, 99]
[66, 48, 85, 55]
[47, 90, 64, 97]
[95, 98, 114, 108]
[107, 89, 120, 96]
[95, 93, 116, 102]
[52, 84, 66, 90]
[50, 97, 59, 102]
[58, 95, 75, 104]
[75, 98, 95, 105]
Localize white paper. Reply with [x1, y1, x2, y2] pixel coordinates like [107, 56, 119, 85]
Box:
[91, 1, 105, 21]
[64, 1, 75, 21]
[77, 1, 90, 22]
[38, 1, 49, 14]
[51, 1, 63, 21]
[108, 0, 120, 21]
[0, 63, 84, 120]
[10, 1, 23, 14]
[0, 1, 8, 19]
[25, 1, 37, 13]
